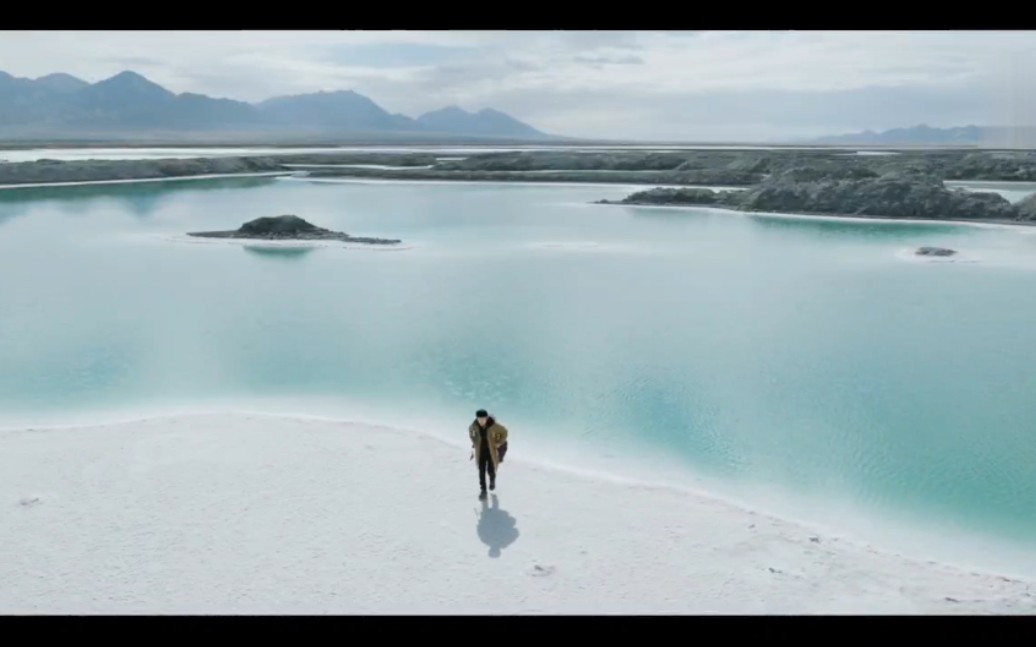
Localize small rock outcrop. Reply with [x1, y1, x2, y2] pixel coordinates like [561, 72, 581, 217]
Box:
[188, 215, 400, 245]
[916, 247, 957, 256]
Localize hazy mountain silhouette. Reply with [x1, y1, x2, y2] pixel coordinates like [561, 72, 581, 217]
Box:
[803, 124, 1035, 147]
[417, 105, 547, 139]
[0, 69, 554, 140]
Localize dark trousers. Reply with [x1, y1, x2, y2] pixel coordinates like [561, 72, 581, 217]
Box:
[478, 444, 495, 491]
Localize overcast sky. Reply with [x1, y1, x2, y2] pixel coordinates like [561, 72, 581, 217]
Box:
[1, 30, 1034, 141]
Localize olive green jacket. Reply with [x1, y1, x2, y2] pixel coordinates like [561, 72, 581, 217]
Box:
[469, 419, 508, 470]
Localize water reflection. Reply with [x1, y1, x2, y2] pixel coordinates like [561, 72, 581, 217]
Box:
[622, 201, 963, 242]
[744, 212, 961, 239]
[243, 245, 316, 260]
[0, 176, 280, 223]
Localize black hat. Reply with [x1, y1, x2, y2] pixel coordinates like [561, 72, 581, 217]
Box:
[476, 409, 488, 418]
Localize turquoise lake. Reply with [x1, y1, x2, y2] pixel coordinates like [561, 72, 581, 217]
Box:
[2, 172, 1036, 572]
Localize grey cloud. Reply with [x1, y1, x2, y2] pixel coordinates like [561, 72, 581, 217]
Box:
[319, 43, 479, 68]
[506, 59, 543, 72]
[470, 83, 1006, 141]
[557, 31, 645, 51]
[181, 67, 325, 103]
[407, 58, 537, 92]
[411, 63, 481, 88]
[106, 56, 164, 69]
[574, 55, 646, 67]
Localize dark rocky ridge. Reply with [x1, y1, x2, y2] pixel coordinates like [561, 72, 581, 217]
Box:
[434, 151, 691, 171]
[188, 215, 401, 245]
[304, 165, 764, 186]
[295, 148, 1036, 184]
[0, 148, 1022, 180]
[275, 152, 440, 166]
[0, 156, 286, 185]
[598, 170, 1032, 224]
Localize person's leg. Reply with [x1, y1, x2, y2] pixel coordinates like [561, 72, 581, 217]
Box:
[478, 449, 489, 493]
[488, 453, 496, 490]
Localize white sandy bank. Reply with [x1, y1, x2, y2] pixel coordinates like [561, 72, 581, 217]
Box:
[2, 412, 1034, 615]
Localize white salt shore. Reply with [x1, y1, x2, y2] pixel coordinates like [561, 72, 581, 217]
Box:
[2, 412, 1034, 615]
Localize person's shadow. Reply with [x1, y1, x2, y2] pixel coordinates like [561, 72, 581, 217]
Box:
[476, 494, 519, 558]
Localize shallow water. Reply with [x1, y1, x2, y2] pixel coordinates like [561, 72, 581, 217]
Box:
[2, 173, 1036, 563]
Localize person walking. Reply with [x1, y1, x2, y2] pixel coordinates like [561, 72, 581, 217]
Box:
[469, 409, 508, 499]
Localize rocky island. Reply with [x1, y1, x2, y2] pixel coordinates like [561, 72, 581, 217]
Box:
[188, 215, 401, 245]
[597, 169, 1036, 225]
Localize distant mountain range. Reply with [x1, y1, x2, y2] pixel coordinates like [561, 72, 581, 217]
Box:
[0, 70, 555, 141]
[805, 124, 1036, 147]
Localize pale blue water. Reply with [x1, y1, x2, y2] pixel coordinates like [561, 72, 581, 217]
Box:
[2, 173, 1036, 566]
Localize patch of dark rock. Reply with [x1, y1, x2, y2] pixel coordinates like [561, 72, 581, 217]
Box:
[916, 247, 957, 257]
[188, 215, 400, 245]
